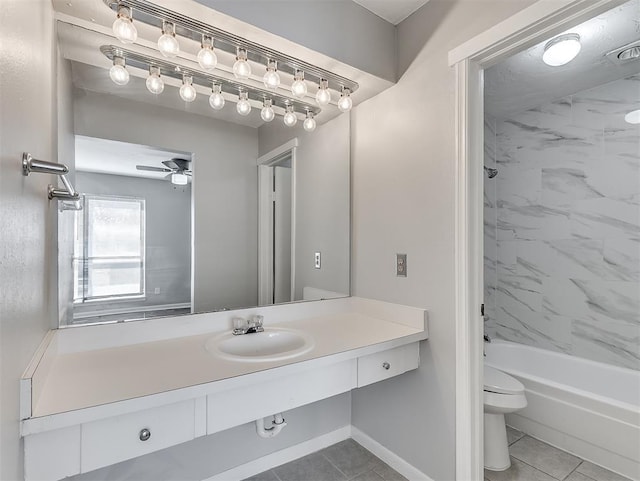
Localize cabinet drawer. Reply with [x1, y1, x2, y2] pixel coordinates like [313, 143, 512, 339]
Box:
[357, 343, 420, 388]
[81, 399, 196, 473]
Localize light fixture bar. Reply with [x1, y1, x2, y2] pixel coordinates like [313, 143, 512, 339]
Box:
[101, 45, 320, 115]
[103, 0, 358, 94]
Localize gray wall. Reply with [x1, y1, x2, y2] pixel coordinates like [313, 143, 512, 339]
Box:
[73, 172, 191, 317]
[74, 91, 259, 312]
[484, 75, 640, 371]
[0, 1, 56, 478]
[259, 114, 351, 301]
[349, 1, 536, 479]
[198, 0, 397, 82]
[70, 393, 351, 480]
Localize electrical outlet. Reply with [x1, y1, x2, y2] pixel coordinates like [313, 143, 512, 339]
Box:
[396, 254, 407, 277]
[314, 252, 321, 269]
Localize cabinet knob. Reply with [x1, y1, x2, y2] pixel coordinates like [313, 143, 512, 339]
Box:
[382, 362, 390, 370]
[139, 428, 151, 441]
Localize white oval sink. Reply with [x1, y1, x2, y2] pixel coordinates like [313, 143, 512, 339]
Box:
[205, 327, 315, 362]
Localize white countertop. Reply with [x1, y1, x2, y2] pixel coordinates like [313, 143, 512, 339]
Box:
[22, 297, 428, 432]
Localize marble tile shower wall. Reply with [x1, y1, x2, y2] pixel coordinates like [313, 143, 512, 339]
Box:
[484, 74, 640, 370]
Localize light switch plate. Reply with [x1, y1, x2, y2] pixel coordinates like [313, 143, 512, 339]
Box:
[314, 252, 321, 269]
[396, 254, 407, 277]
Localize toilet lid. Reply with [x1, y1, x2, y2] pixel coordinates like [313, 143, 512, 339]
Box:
[484, 365, 524, 395]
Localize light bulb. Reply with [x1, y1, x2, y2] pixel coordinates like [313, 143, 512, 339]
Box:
[263, 60, 280, 89]
[179, 75, 196, 102]
[283, 106, 297, 127]
[197, 36, 217, 71]
[625, 109, 640, 124]
[145, 66, 164, 94]
[109, 56, 129, 85]
[261, 99, 275, 122]
[303, 111, 316, 132]
[158, 22, 179, 58]
[233, 48, 251, 79]
[315, 79, 331, 106]
[542, 33, 581, 66]
[338, 87, 352, 112]
[209, 84, 225, 110]
[237, 91, 251, 116]
[112, 5, 137, 44]
[291, 70, 307, 98]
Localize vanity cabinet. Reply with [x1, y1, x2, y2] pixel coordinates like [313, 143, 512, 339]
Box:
[21, 297, 428, 481]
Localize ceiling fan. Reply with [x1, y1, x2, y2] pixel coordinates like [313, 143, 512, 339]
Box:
[136, 158, 192, 185]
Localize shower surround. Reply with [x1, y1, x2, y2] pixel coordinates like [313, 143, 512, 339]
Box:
[484, 74, 640, 371]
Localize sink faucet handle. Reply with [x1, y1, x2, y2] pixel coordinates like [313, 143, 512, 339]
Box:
[253, 315, 264, 327]
[233, 317, 246, 330]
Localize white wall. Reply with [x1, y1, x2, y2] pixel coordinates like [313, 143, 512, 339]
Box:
[0, 1, 56, 478]
[349, 1, 536, 479]
[73, 91, 259, 312]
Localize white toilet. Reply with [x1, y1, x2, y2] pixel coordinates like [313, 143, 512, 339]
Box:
[484, 365, 527, 471]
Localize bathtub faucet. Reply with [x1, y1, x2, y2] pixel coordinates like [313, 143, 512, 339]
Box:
[233, 315, 264, 335]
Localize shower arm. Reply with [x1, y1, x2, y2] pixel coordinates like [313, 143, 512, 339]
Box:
[22, 152, 80, 203]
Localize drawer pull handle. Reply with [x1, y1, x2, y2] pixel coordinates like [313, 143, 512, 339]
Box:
[382, 362, 390, 370]
[139, 428, 151, 442]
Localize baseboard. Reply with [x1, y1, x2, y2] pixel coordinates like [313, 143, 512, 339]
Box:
[204, 426, 352, 481]
[351, 427, 434, 481]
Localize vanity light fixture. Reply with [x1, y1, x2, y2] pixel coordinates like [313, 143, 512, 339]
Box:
[315, 79, 331, 106]
[283, 105, 298, 127]
[291, 70, 308, 98]
[263, 60, 281, 90]
[303, 110, 316, 132]
[179, 75, 197, 102]
[197, 35, 218, 71]
[542, 33, 581, 66]
[209, 83, 225, 110]
[158, 21, 179, 58]
[337, 87, 353, 112]
[112, 4, 137, 44]
[146, 66, 164, 94]
[261, 99, 275, 122]
[109, 56, 129, 85]
[236, 91, 252, 116]
[625, 109, 640, 124]
[233, 48, 251, 80]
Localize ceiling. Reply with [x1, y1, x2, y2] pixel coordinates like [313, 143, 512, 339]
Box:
[352, 0, 429, 24]
[485, 0, 640, 118]
[75, 135, 191, 179]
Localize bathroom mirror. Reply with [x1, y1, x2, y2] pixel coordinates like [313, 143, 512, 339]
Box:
[56, 18, 350, 327]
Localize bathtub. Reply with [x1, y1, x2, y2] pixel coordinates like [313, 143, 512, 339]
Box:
[484, 340, 640, 481]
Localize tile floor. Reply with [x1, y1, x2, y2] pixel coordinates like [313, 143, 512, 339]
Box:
[484, 427, 631, 481]
[243, 439, 407, 481]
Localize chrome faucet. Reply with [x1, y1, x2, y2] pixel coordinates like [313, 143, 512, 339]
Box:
[232, 315, 264, 335]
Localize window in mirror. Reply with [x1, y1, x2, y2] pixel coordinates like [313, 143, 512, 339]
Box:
[74, 195, 145, 302]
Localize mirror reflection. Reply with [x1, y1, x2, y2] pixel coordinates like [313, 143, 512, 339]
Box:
[58, 28, 350, 327]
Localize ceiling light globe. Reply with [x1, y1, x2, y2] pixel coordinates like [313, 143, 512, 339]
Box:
[209, 92, 225, 110]
[197, 46, 217, 71]
[315, 88, 331, 106]
[112, 16, 137, 44]
[237, 98, 252, 116]
[338, 94, 352, 113]
[303, 116, 316, 132]
[283, 110, 297, 127]
[171, 173, 189, 185]
[263, 70, 281, 89]
[261, 105, 275, 122]
[542, 33, 581, 67]
[146, 74, 164, 94]
[109, 64, 129, 85]
[291, 79, 307, 98]
[233, 59, 251, 80]
[625, 109, 640, 125]
[179, 83, 197, 103]
[158, 33, 180, 58]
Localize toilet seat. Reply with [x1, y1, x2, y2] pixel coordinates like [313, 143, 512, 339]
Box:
[484, 365, 524, 395]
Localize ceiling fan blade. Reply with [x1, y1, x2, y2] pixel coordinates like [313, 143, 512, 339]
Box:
[163, 158, 191, 171]
[136, 165, 172, 173]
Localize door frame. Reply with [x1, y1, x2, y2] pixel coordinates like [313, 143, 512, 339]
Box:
[448, 0, 623, 477]
[257, 139, 298, 306]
